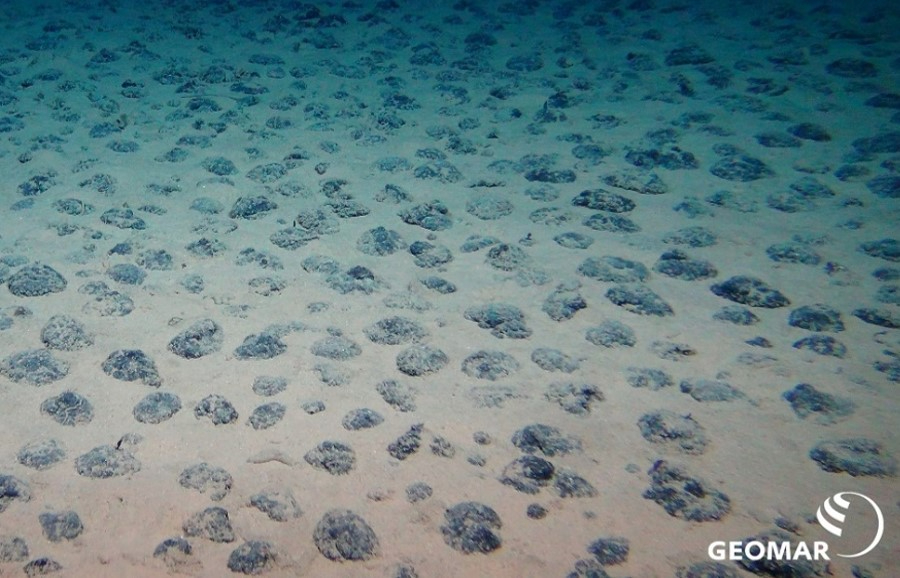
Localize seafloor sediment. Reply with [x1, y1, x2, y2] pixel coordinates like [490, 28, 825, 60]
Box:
[0, 1, 898, 577]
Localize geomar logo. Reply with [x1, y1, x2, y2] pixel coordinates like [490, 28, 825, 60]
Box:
[709, 491, 885, 562]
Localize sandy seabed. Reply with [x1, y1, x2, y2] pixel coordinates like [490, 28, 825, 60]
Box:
[0, 0, 898, 577]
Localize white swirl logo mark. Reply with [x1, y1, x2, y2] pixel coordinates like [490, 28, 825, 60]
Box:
[816, 492, 884, 558]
